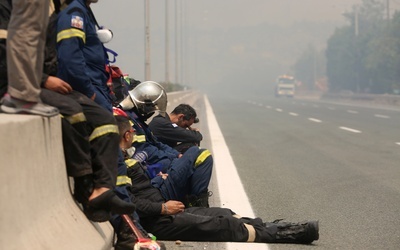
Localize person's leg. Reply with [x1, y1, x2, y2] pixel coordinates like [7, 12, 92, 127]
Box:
[40, 89, 92, 178]
[155, 146, 212, 203]
[7, 0, 47, 102]
[142, 207, 250, 242]
[66, 91, 135, 219]
[2, 0, 57, 116]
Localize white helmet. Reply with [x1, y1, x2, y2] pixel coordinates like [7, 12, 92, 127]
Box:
[118, 81, 167, 117]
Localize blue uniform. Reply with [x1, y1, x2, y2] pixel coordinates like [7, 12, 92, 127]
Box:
[56, 0, 112, 112]
[123, 110, 213, 201]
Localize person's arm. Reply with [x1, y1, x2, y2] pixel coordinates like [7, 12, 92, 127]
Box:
[56, 9, 96, 99]
[149, 116, 203, 144]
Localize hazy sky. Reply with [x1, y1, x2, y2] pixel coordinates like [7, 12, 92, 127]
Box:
[92, 0, 398, 91]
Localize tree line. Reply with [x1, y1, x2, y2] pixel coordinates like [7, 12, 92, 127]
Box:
[293, 0, 400, 95]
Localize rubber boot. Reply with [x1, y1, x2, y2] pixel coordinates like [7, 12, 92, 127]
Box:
[185, 190, 212, 208]
[265, 220, 319, 244]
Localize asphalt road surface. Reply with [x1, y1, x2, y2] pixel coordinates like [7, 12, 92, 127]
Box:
[164, 91, 400, 249]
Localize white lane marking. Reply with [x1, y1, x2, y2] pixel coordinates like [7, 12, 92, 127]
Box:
[396, 142, 400, 146]
[205, 96, 255, 215]
[258, 103, 263, 107]
[308, 118, 322, 123]
[289, 112, 299, 116]
[347, 110, 358, 114]
[276, 108, 283, 112]
[205, 96, 270, 250]
[266, 105, 272, 109]
[374, 114, 390, 119]
[339, 126, 362, 133]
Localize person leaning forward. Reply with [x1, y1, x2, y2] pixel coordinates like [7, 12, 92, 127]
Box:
[148, 103, 203, 153]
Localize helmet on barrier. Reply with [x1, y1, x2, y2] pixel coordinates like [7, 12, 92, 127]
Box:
[118, 81, 167, 118]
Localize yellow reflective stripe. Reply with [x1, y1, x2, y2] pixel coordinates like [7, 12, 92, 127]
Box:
[89, 124, 119, 142]
[57, 28, 86, 43]
[0, 29, 7, 39]
[133, 134, 146, 143]
[116, 175, 132, 186]
[125, 158, 138, 168]
[195, 149, 211, 167]
[65, 112, 86, 125]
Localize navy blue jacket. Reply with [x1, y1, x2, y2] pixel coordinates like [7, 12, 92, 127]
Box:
[56, 0, 110, 103]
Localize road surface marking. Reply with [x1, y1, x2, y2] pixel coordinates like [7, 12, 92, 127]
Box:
[347, 110, 358, 114]
[396, 142, 400, 146]
[339, 126, 362, 133]
[328, 106, 336, 110]
[205, 96, 269, 250]
[374, 114, 390, 119]
[276, 108, 283, 112]
[308, 118, 322, 123]
[289, 112, 299, 116]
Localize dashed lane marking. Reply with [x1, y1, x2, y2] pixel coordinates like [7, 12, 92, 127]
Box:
[308, 118, 322, 123]
[276, 108, 283, 112]
[289, 112, 299, 116]
[374, 114, 390, 119]
[347, 110, 358, 114]
[339, 126, 362, 133]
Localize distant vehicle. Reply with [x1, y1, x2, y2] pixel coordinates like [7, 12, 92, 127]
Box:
[275, 75, 295, 97]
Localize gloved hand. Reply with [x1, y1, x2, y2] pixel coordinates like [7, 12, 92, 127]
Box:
[133, 151, 148, 163]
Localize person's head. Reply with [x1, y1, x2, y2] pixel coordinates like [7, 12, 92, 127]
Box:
[115, 115, 135, 152]
[170, 104, 199, 129]
[118, 81, 167, 120]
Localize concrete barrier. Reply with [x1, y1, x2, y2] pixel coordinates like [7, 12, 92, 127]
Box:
[0, 114, 113, 250]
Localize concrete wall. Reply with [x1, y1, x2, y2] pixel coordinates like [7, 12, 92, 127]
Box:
[0, 114, 113, 250]
[0, 91, 200, 249]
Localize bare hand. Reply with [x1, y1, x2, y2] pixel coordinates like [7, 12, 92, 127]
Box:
[163, 200, 185, 215]
[44, 76, 73, 94]
[157, 171, 169, 180]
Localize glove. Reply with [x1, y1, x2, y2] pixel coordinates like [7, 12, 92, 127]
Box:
[133, 151, 148, 163]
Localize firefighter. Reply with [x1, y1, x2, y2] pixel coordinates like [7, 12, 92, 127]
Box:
[0, 0, 136, 222]
[148, 103, 203, 153]
[55, 0, 139, 221]
[116, 81, 213, 207]
[114, 114, 319, 247]
[56, 0, 113, 112]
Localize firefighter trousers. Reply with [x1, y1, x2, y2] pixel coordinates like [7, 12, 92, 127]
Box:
[40, 89, 119, 189]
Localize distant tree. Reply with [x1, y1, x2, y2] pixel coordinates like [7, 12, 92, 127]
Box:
[326, 0, 385, 93]
[365, 11, 400, 93]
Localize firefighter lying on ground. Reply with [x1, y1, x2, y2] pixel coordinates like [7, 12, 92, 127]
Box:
[112, 113, 319, 249]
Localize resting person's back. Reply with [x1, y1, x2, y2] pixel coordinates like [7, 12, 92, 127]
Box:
[148, 104, 202, 153]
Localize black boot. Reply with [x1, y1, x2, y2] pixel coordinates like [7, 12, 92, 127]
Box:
[267, 220, 319, 244]
[73, 175, 94, 204]
[185, 190, 213, 208]
[74, 175, 111, 222]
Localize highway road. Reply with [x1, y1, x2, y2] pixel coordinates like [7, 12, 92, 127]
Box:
[167, 91, 400, 249]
